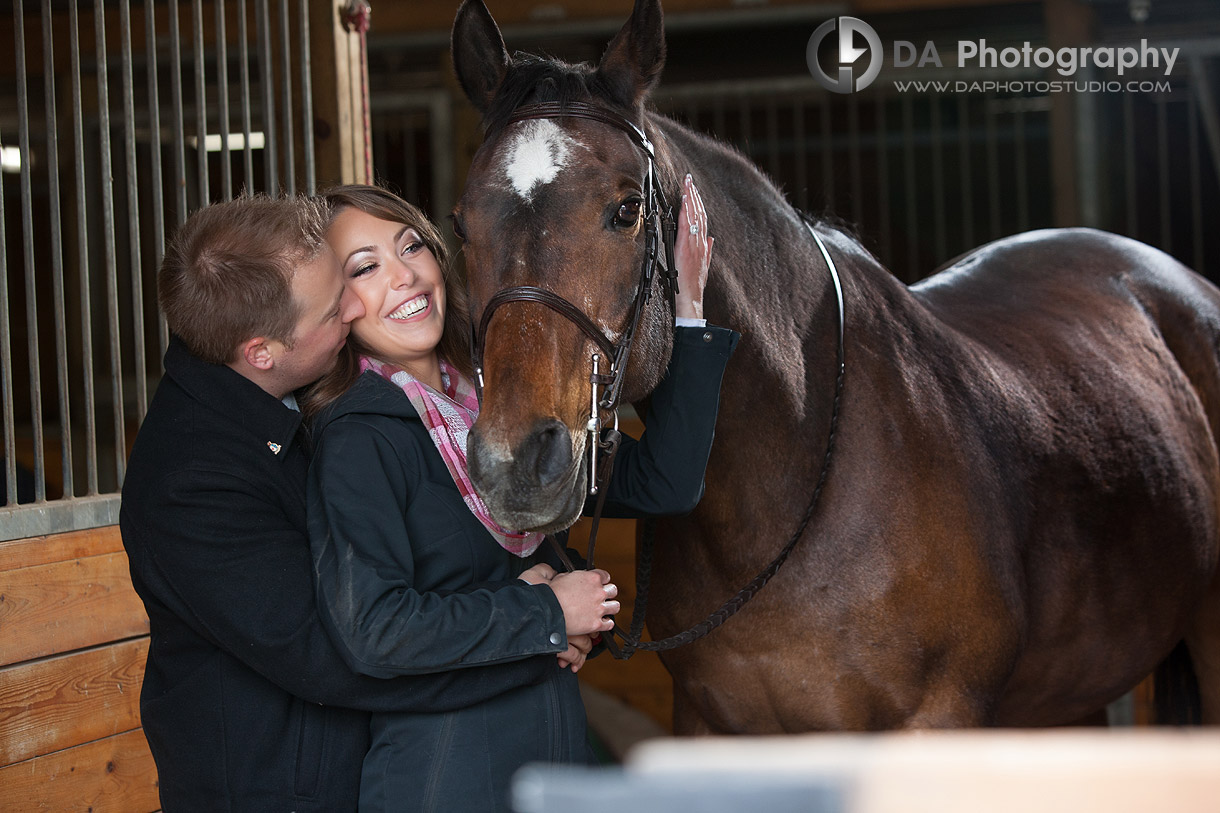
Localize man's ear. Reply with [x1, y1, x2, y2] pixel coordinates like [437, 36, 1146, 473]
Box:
[238, 336, 276, 372]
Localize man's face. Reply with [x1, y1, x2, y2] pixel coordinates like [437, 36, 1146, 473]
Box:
[274, 244, 365, 393]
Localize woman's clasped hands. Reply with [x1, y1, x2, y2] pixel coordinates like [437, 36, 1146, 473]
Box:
[520, 563, 620, 672]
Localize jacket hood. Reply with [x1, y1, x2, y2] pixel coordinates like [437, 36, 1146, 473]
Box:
[309, 370, 423, 436]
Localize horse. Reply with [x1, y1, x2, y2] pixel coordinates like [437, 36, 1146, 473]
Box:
[449, 0, 1220, 732]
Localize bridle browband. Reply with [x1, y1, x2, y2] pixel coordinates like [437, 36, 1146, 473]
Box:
[467, 100, 847, 660]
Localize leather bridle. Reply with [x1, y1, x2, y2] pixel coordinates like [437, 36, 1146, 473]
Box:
[469, 101, 679, 509]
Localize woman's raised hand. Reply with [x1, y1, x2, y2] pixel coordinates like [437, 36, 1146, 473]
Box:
[548, 568, 619, 636]
[674, 173, 712, 321]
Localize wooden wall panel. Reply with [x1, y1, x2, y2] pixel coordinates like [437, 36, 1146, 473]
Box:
[0, 729, 159, 813]
[0, 639, 148, 765]
[0, 553, 149, 666]
[0, 527, 125, 571]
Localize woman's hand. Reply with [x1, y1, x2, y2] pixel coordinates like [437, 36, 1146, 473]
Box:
[548, 569, 619, 635]
[557, 633, 596, 672]
[518, 563, 556, 585]
[674, 174, 712, 321]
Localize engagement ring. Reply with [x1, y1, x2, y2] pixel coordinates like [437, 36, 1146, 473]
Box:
[689, 223, 699, 235]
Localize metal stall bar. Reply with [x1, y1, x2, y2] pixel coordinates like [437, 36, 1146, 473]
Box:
[902, 93, 918, 281]
[765, 97, 780, 187]
[169, 0, 188, 222]
[848, 94, 862, 227]
[793, 98, 807, 212]
[42, 0, 74, 497]
[1123, 91, 1137, 237]
[299, 0, 315, 194]
[0, 118, 14, 505]
[95, 0, 127, 485]
[257, 0, 278, 192]
[238, 0, 255, 190]
[217, 0, 233, 200]
[958, 95, 974, 250]
[930, 96, 946, 263]
[278, 0, 295, 195]
[1156, 95, 1171, 254]
[1189, 93, 1204, 273]
[121, 0, 148, 422]
[875, 94, 890, 265]
[70, 0, 98, 495]
[1014, 104, 1028, 233]
[192, 0, 209, 204]
[146, 0, 169, 357]
[985, 93, 1000, 241]
[1188, 56, 1220, 205]
[14, 0, 46, 502]
[820, 93, 833, 207]
[402, 119, 418, 201]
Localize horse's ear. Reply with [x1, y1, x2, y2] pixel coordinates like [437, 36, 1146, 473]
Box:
[451, 0, 511, 115]
[594, 0, 666, 109]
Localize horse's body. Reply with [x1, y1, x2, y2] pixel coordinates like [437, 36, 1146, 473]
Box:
[450, 0, 1220, 731]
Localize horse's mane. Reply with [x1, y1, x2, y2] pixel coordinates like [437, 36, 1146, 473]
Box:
[483, 53, 633, 135]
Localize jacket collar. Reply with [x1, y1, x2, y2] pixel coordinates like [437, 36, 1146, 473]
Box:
[311, 370, 423, 436]
[163, 335, 305, 459]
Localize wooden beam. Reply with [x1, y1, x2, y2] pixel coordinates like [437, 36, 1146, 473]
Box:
[1043, 0, 1095, 227]
[0, 552, 148, 667]
[0, 526, 124, 571]
[0, 729, 159, 813]
[310, 0, 371, 187]
[0, 639, 148, 766]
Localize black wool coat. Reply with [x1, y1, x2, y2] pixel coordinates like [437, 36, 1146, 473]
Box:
[306, 325, 739, 813]
[120, 338, 557, 812]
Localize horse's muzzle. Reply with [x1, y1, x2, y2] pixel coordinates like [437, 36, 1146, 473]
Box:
[468, 418, 587, 533]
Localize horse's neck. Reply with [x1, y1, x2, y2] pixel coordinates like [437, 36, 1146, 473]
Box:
[650, 114, 920, 422]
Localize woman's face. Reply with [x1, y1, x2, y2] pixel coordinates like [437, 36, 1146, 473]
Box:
[327, 206, 447, 372]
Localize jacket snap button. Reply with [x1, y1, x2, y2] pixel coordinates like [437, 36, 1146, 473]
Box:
[549, 632, 562, 646]
[702, 331, 713, 342]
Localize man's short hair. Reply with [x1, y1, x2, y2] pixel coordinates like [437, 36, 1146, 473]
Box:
[158, 194, 328, 365]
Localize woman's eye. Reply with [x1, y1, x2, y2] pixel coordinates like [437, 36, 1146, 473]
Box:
[613, 199, 642, 228]
[402, 240, 422, 256]
[352, 262, 376, 278]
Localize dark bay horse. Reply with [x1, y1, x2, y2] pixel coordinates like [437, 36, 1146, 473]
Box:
[450, 0, 1220, 731]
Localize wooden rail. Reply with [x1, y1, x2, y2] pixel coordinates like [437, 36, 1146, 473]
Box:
[0, 526, 159, 812]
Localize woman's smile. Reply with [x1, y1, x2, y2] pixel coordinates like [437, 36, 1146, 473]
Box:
[387, 292, 431, 321]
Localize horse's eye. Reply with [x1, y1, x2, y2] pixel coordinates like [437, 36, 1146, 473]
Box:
[450, 213, 467, 241]
[613, 199, 642, 228]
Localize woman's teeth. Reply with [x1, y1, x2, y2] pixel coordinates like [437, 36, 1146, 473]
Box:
[388, 294, 427, 320]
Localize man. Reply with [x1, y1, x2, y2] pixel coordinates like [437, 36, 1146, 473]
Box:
[121, 195, 560, 811]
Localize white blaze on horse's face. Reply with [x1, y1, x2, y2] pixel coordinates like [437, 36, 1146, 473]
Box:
[501, 119, 584, 202]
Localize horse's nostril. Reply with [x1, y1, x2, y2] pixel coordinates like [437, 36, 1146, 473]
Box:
[528, 420, 572, 487]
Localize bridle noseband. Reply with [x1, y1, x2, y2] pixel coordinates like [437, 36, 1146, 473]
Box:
[469, 101, 679, 501]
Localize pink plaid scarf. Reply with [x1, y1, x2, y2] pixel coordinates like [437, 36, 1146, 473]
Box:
[359, 355, 544, 557]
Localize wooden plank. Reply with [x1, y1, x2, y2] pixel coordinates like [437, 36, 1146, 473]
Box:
[0, 526, 124, 571]
[0, 553, 149, 667]
[0, 729, 160, 813]
[0, 639, 148, 766]
[310, 0, 370, 188]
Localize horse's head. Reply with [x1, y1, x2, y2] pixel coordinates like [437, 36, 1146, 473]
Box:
[452, 0, 677, 533]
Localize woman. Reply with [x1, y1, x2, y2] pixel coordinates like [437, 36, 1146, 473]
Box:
[304, 178, 737, 812]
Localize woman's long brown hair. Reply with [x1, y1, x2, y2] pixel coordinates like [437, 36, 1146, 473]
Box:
[300, 185, 474, 420]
